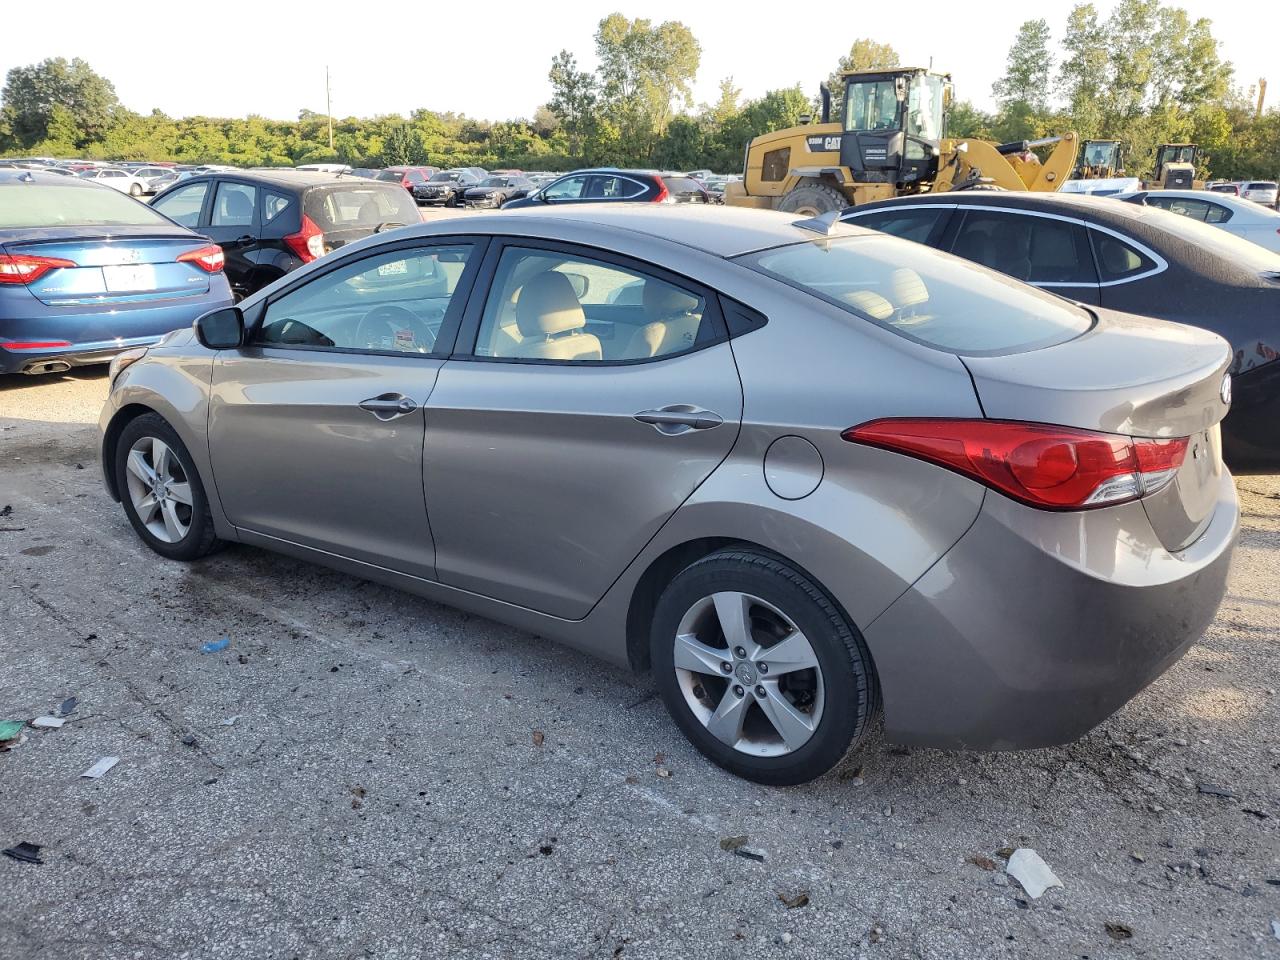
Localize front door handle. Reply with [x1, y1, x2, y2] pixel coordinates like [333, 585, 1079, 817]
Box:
[359, 393, 418, 421]
[634, 405, 724, 434]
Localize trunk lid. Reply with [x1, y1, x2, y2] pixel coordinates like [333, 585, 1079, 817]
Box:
[962, 308, 1232, 551]
[3, 232, 212, 305]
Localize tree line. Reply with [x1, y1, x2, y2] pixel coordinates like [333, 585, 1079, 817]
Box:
[0, 5, 1275, 180]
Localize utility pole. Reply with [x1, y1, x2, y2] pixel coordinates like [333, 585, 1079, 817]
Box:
[1257, 78, 1268, 120]
[326, 66, 334, 151]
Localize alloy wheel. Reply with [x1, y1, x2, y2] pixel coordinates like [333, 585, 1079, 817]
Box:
[123, 436, 193, 543]
[673, 591, 825, 757]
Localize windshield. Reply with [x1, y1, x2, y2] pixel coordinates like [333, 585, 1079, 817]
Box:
[1084, 142, 1120, 166]
[478, 177, 505, 187]
[0, 184, 174, 227]
[1159, 146, 1196, 165]
[735, 234, 1093, 355]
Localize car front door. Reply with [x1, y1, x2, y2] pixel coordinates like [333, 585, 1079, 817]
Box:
[422, 241, 744, 619]
[538, 175, 590, 205]
[151, 180, 212, 229]
[207, 239, 484, 579]
[203, 180, 265, 299]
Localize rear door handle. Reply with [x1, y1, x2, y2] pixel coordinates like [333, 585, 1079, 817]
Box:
[634, 405, 723, 433]
[359, 393, 418, 420]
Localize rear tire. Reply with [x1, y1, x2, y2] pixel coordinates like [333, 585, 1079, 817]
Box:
[777, 181, 849, 216]
[129, 183, 142, 197]
[114, 413, 223, 562]
[650, 549, 880, 785]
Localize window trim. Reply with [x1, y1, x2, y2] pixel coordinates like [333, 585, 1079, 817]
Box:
[841, 202, 957, 248]
[451, 236, 730, 367]
[246, 235, 490, 360]
[585, 174, 650, 200]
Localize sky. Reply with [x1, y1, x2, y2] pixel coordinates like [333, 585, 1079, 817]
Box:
[0, 0, 1271, 124]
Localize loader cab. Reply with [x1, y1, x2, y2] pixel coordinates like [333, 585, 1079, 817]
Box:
[839, 69, 949, 186]
[1075, 140, 1124, 179]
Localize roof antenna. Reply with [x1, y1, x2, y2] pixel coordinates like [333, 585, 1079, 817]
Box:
[793, 209, 844, 235]
[19, 171, 34, 182]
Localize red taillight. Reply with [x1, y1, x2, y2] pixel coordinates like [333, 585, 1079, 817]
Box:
[0, 252, 77, 285]
[283, 214, 326, 263]
[177, 244, 225, 273]
[652, 179, 671, 203]
[4, 340, 73, 350]
[843, 419, 1189, 510]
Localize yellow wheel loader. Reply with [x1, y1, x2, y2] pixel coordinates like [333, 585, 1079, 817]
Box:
[725, 68, 1078, 215]
[1074, 139, 1125, 179]
[1150, 143, 1204, 190]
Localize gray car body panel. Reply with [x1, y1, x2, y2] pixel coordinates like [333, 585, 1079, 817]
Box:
[99, 205, 1239, 751]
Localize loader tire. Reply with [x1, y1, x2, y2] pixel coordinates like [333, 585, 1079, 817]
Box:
[777, 181, 848, 217]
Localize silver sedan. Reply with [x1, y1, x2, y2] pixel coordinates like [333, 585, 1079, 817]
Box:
[100, 206, 1238, 784]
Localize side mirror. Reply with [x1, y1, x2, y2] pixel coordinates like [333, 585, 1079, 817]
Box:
[195, 306, 244, 349]
[562, 272, 590, 299]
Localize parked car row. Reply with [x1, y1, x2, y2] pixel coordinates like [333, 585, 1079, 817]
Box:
[1207, 180, 1279, 207]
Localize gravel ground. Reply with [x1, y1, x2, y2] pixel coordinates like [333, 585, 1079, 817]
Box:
[1, 370, 1278, 960]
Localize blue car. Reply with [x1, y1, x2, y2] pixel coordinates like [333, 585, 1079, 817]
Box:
[1, 170, 233, 375]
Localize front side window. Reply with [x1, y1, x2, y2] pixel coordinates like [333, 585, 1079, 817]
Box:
[474, 247, 709, 363]
[761, 148, 790, 183]
[150, 181, 211, 227]
[211, 182, 256, 227]
[542, 176, 588, 201]
[950, 211, 1096, 284]
[849, 208, 945, 245]
[257, 244, 473, 354]
[737, 234, 1093, 355]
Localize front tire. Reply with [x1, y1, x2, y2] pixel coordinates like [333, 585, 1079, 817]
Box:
[114, 412, 223, 561]
[650, 549, 880, 785]
[129, 183, 142, 197]
[777, 181, 848, 216]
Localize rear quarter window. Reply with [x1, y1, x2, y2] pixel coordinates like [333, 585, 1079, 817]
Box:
[736, 234, 1093, 355]
[307, 186, 419, 230]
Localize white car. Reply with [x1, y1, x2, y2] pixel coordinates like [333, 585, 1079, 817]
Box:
[76, 167, 151, 197]
[1059, 176, 1143, 197]
[1119, 189, 1280, 253]
[1239, 180, 1279, 207]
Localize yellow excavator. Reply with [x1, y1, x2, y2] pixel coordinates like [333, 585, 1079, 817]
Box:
[1150, 143, 1204, 190]
[725, 68, 1079, 215]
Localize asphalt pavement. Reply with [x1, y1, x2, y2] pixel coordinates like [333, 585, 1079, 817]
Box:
[1, 370, 1278, 960]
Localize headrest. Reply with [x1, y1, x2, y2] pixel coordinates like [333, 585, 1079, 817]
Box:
[515, 272, 586, 337]
[888, 268, 929, 309]
[841, 289, 894, 320]
[643, 279, 700, 320]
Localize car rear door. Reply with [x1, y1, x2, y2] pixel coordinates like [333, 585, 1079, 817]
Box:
[207, 238, 486, 579]
[422, 240, 744, 619]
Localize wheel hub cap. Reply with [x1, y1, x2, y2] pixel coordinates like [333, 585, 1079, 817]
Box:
[672, 591, 825, 757]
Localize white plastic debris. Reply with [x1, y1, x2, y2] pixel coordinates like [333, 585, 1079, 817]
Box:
[1271, 919, 1280, 942]
[1006, 848, 1063, 899]
[81, 756, 119, 779]
[220, 716, 239, 726]
[31, 716, 65, 729]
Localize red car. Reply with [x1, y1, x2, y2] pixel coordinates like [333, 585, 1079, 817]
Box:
[375, 166, 437, 194]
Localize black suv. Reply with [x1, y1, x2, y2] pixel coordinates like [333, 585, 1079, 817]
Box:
[412, 168, 488, 207]
[150, 171, 419, 299]
[502, 169, 709, 209]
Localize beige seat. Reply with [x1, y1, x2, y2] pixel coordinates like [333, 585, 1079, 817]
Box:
[615, 280, 703, 359]
[509, 272, 602, 361]
[840, 288, 894, 320]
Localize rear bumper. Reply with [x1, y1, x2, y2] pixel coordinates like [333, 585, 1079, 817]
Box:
[0, 287, 232, 375]
[864, 469, 1238, 750]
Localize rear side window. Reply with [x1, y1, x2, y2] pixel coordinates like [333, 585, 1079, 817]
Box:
[307, 186, 418, 230]
[1089, 229, 1156, 282]
[211, 182, 257, 227]
[263, 190, 293, 224]
[849, 208, 945, 245]
[951, 211, 1096, 284]
[588, 175, 646, 199]
[736, 234, 1093, 356]
[1145, 196, 1232, 224]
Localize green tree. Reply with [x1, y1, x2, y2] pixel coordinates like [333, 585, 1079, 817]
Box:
[547, 49, 601, 163]
[594, 13, 701, 163]
[826, 39, 900, 117]
[380, 123, 428, 166]
[0, 57, 119, 149]
[1059, 3, 1109, 138]
[994, 20, 1053, 112]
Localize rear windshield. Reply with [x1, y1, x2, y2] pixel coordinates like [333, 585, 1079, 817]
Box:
[0, 183, 174, 228]
[736, 234, 1093, 355]
[305, 185, 419, 230]
[1246, 182, 1277, 190]
[374, 170, 402, 181]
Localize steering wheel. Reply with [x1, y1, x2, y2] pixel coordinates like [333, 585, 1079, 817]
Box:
[354, 304, 436, 353]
